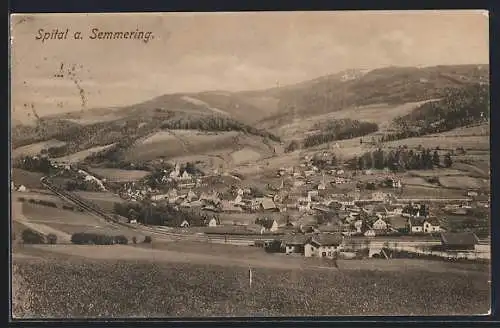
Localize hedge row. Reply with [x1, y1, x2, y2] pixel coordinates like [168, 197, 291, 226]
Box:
[71, 233, 128, 245]
[21, 228, 57, 244]
[17, 197, 84, 212]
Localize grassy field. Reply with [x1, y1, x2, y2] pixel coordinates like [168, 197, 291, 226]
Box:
[439, 176, 486, 189]
[383, 136, 489, 151]
[87, 168, 150, 182]
[399, 185, 467, 199]
[53, 143, 117, 163]
[11, 169, 45, 189]
[270, 101, 430, 141]
[20, 202, 141, 239]
[12, 246, 490, 317]
[12, 139, 67, 159]
[73, 191, 125, 211]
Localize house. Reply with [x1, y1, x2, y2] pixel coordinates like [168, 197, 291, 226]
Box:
[364, 229, 376, 237]
[180, 220, 190, 228]
[297, 197, 311, 212]
[208, 217, 218, 227]
[371, 191, 388, 202]
[282, 234, 309, 255]
[353, 219, 363, 233]
[467, 191, 478, 197]
[474, 194, 490, 208]
[440, 232, 479, 251]
[260, 198, 278, 212]
[372, 218, 388, 231]
[423, 217, 441, 233]
[260, 219, 279, 232]
[17, 185, 28, 192]
[385, 205, 403, 217]
[408, 217, 425, 233]
[408, 217, 440, 234]
[304, 233, 343, 258]
[186, 190, 198, 202]
[220, 200, 243, 213]
[316, 223, 342, 233]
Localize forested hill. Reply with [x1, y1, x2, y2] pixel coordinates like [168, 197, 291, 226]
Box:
[385, 83, 489, 141]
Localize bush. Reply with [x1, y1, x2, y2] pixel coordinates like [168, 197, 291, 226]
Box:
[114, 235, 128, 245]
[47, 234, 58, 244]
[22, 228, 46, 244]
[18, 197, 26, 202]
[143, 236, 152, 244]
[62, 205, 75, 211]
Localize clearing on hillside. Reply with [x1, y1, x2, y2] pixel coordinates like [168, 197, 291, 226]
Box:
[53, 143, 116, 163]
[87, 168, 150, 182]
[12, 139, 67, 159]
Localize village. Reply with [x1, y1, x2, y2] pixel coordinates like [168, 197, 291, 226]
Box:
[12, 149, 490, 261]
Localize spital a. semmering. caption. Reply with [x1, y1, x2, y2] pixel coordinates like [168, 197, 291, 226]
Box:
[35, 28, 155, 43]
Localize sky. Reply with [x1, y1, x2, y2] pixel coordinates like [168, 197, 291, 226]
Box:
[10, 10, 489, 121]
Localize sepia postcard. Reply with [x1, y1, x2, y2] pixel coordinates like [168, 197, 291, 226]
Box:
[10, 11, 491, 318]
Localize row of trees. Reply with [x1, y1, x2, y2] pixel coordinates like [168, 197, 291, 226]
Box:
[303, 119, 379, 148]
[353, 147, 453, 171]
[71, 232, 128, 245]
[113, 201, 213, 227]
[13, 155, 54, 174]
[159, 115, 281, 142]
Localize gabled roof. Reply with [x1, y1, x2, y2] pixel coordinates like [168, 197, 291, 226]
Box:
[440, 232, 479, 246]
[425, 217, 440, 226]
[308, 233, 343, 246]
[282, 234, 309, 245]
[408, 217, 426, 226]
[261, 198, 277, 210]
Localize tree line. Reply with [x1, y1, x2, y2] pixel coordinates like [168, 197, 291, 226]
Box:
[302, 119, 379, 149]
[160, 115, 281, 142]
[113, 201, 215, 227]
[13, 155, 55, 174]
[352, 147, 453, 171]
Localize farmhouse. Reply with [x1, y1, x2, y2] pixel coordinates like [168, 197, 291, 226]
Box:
[260, 198, 278, 212]
[372, 218, 388, 231]
[208, 217, 218, 227]
[304, 233, 343, 258]
[282, 234, 309, 255]
[260, 219, 279, 233]
[408, 217, 440, 234]
[180, 220, 190, 228]
[440, 232, 479, 251]
[17, 184, 28, 192]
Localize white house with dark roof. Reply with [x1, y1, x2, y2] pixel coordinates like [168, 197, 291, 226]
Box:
[304, 233, 343, 258]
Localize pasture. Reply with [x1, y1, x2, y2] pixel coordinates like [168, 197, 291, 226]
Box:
[439, 176, 486, 190]
[72, 191, 125, 211]
[53, 143, 116, 163]
[12, 139, 67, 158]
[87, 168, 150, 182]
[20, 202, 142, 239]
[12, 246, 490, 317]
[399, 185, 467, 199]
[383, 136, 489, 151]
[11, 169, 45, 189]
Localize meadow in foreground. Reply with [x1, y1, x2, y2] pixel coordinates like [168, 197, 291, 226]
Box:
[12, 255, 490, 318]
